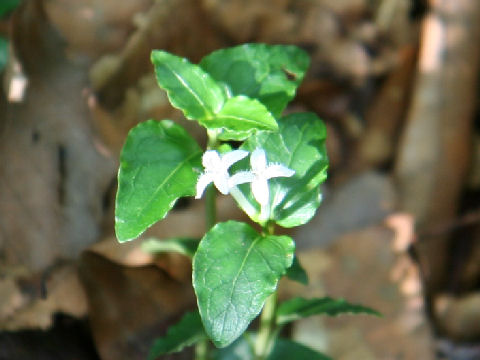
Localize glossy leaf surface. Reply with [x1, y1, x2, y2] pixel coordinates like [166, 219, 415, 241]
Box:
[214, 96, 277, 141]
[232, 112, 328, 227]
[276, 297, 381, 326]
[152, 50, 225, 120]
[147, 311, 205, 359]
[193, 221, 294, 347]
[200, 43, 310, 117]
[115, 120, 202, 242]
[152, 51, 278, 139]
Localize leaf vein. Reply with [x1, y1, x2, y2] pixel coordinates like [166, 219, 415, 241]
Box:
[138, 150, 200, 216]
[164, 63, 210, 116]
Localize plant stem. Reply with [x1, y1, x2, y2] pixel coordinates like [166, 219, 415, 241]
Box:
[195, 131, 219, 360]
[206, 129, 220, 150]
[254, 292, 277, 360]
[229, 186, 258, 219]
[254, 222, 278, 360]
[205, 184, 216, 230]
[195, 339, 208, 360]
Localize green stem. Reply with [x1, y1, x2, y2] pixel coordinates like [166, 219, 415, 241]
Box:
[207, 129, 220, 150]
[195, 130, 220, 360]
[254, 222, 278, 360]
[195, 339, 208, 360]
[205, 184, 216, 230]
[254, 292, 277, 360]
[229, 186, 258, 219]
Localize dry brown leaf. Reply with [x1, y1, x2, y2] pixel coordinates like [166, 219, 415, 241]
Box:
[1, 262, 87, 331]
[435, 292, 480, 342]
[1, 0, 116, 271]
[79, 250, 194, 360]
[281, 226, 433, 360]
[43, 0, 154, 59]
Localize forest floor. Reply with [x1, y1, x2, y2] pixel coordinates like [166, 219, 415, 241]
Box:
[1, 0, 480, 359]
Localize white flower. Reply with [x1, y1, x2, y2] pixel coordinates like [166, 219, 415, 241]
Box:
[195, 149, 249, 199]
[230, 148, 295, 206]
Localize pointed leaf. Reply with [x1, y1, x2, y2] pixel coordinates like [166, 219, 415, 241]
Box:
[147, 311, 206, 359]
[115, 120, 202, 242]
[268, 338, 332, 360]
[276, 297, 381, 326]
[151, 50, 225, 120]
[193, 221, 294, 347]
[200, 43, 310, 117]
[141, 237, 199, 258]
[214, 96, 278, 141]
[286, 255, 308, 285]
[232, 112, 328, 227]
[152, 50, 278, 138]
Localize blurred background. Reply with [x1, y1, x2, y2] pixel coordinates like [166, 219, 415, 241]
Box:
[0, 0, 479, 359]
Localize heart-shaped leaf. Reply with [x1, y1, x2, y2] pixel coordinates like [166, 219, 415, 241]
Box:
[193, 221, 294, 347]
[231, 112, 328, 227]
[200, 43, 310, 117]
[276, 297, 381, 326]
[115, 120, 202, 242]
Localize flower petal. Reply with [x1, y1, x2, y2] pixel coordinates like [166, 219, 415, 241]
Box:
[202, 150, 221, 169]
[229, 171, 255, 187]
[250, 148, 267, 173]
[251, 178, 270, 206]
[195, 173, 213, 199]
[213, 172, 230, 195]
[264, 164, 295, 179]
[221, 149, 249, 169]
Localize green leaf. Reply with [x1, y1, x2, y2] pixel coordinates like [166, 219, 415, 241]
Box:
[232, 112, 328, 227]
[214, 334, 254, 360]
[276, 297, 382, 326]
[200, 43, 310, 117]
[193, 221, 294, 347]
[151, 50, 225, 120]
[214, 335, 331, 360]
[286, 255, 308, 285]
[147, 310, 206, 359]
[268, 338, 332, 360]
[141, 237, 199, 258]
[0, 37, 8, 72]
[214, 96, 278, 141]
[115, 120, 202, 242]
[0, 0, 20, 17]
[151, 50, 278, 139]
